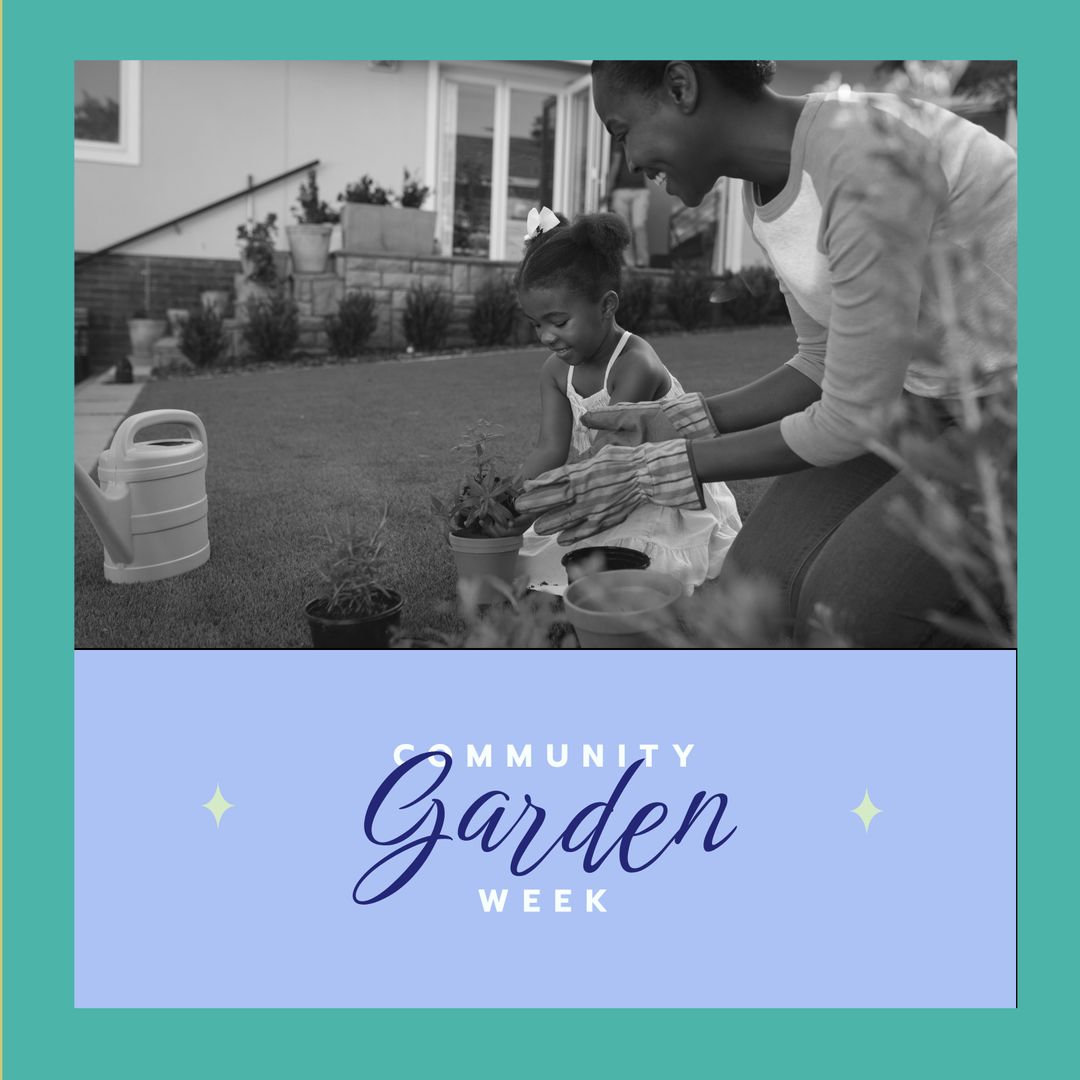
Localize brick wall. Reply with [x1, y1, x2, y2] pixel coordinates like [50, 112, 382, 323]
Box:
[74, 252, 254, 373]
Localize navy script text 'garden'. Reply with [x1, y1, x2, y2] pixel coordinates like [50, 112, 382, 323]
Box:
[353, 752, 737, 904]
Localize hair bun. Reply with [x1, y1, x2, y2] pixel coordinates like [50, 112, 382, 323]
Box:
[572, 212, 631, 257]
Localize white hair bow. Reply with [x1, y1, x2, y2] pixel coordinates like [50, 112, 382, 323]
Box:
[525, 206, 560, 240]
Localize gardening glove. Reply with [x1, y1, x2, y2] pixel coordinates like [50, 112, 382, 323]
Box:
[515, 439, 705, 545]
[582, 392, 719, 452]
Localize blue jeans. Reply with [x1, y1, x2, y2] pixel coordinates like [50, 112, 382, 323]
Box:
[718, 405, 1006, 647]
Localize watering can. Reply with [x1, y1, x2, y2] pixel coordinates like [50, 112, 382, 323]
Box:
[75, 409, 210, 584]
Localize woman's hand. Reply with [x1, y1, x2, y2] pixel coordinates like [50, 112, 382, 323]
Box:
[515, 439, 704, 544]
[583, 392, 719, 452]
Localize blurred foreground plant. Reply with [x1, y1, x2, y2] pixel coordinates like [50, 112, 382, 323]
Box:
[856, 91, 1017, 646]
[402, 572, 849, 649]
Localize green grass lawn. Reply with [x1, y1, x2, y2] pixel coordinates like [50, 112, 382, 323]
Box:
[75, 324, 795, 647]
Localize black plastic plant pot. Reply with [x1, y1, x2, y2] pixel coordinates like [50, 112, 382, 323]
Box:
[303, 590, 403, 649]
[561, 546, 651, 584]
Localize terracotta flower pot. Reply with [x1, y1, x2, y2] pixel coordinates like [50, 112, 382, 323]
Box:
[166, 308, 190, 339]
[448, 532, 524, 605]
[286, 223, 334, 274]
[127, 318, 168, 361]
[564, 569, 682, 649]
[201, 290, 231, 317]
[303, 590, 403, 649]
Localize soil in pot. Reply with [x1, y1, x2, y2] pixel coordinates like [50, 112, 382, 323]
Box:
[561, 545, 651, 584]
[304, 590, 403, 649]
[448, 531, 524, 606]
[563, 569, 682, 649]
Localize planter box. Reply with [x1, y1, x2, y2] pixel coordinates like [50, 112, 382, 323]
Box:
[341, 204, 436, 256]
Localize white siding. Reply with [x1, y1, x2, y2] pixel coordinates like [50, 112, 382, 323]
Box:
[75, 61, 430, 260]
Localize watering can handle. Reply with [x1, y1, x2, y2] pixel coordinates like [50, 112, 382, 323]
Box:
[113, 410, 208, 455]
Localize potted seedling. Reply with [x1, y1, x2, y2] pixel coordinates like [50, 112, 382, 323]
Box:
[287, 169, 340, 274]
[236, 212, 280, 308]
[338, 168, 435, 255]
[303, 506, 403, 649]
[431, 421, 527, 605]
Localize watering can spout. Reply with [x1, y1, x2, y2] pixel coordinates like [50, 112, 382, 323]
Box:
[75, 462, 134, 566]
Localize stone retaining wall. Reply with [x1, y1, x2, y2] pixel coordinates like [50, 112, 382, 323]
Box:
[78, 250, 697, 372]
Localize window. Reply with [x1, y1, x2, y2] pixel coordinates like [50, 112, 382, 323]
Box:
[75, 60, 141, 165]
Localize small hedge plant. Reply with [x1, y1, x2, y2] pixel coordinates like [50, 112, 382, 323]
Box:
[665, 261, 716, 331]
[242, 295, 300, 363]
[178, 305, 227, 368]
[403, 282, 452, 351]
[618, 272, 654, 334]
[468, 276, 517, 347]
[714, 266, 788, 326]
[325, 293, 378, 358]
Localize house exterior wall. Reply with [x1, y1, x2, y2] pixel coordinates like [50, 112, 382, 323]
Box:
[75, 61, 431, 261]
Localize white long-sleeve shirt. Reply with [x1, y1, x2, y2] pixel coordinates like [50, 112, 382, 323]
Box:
[743, 90, 1017, 467]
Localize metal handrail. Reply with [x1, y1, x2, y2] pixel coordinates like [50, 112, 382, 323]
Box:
[75, 159, 321, 267]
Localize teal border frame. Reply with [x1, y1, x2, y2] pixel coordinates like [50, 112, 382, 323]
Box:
[4, 3, 1068, 1074]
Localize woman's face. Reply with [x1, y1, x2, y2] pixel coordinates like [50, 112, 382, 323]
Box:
[518, 284, 612, 366]
[592, 68, 719, 208]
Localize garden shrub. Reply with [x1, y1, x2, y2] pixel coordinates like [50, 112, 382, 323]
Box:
[716, 266, 788, 325]
[468, 276, 517, 347]
[665, 261, 715, 330]
[618, 271, 654, 333]
[178, 305, 226, 368]
[242, 294, 300, 363]
[403, 282, 452, 351]
[325, 292, 378, 358]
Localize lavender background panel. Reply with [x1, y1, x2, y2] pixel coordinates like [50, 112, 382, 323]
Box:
[75, 649, 1015, 1008]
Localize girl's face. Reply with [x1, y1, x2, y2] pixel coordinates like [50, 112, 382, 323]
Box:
[592, 69, 720, 209]
[518, 284, 613, 366]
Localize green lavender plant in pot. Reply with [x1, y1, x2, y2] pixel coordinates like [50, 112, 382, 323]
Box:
[287, 169, 339, 274]
[237, 213, 280, 285]
[431, 421, 527, 605]
[399, 168, 430, 209]
[303, 506, 403, 649]
[236, 212, 280, 308]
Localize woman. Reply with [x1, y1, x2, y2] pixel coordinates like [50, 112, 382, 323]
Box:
[516, 61, 1016, 647]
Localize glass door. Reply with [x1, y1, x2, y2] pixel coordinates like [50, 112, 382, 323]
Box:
[439, 81, 497, 259]
[437, 66, 600, 262]
[558, 72, 607, 220]
[502, 89, 557, 263]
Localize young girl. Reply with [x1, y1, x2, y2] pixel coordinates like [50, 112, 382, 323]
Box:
[514, 208, 741, 594]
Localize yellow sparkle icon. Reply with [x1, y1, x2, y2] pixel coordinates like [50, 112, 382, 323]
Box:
[852, 789, 882, 833]
[203, 784, 234, 827]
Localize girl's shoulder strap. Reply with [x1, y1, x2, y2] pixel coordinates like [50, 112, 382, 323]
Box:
[602, 330, 634, 391]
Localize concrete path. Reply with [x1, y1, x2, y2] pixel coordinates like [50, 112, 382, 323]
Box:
[75, 363, 151, 472]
